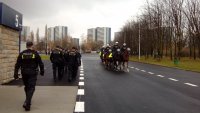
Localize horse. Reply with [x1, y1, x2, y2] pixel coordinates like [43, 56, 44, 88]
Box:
[121, 48, 131, 72]
[113, 48, 123, 71]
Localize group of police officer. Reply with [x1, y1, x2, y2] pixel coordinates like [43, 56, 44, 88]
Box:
[50, 45, 81, 82]
[14, 41, 81, 111]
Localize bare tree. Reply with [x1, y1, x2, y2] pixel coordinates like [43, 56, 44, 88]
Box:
[30, 31, 34, 43]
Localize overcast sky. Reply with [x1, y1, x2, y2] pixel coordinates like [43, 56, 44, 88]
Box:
[0, 0, 148, 39]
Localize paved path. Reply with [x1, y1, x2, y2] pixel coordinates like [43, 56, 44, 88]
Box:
[1, 60, 79, 113]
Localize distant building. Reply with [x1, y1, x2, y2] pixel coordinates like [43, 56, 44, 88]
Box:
[87, 27, 111, 46]
[21, 26, 30, 41]
[62, 26, 68, 38]
[54, 26, 68, 41]
[48, 27, 55, 41]
[48, 26, 68, 41]
[87, 28, 96, 41]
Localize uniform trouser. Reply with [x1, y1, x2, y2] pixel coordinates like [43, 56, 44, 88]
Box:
[68, 65, 78, 80]
[22, 74, 37, 106]
[52, 64, 64, 80]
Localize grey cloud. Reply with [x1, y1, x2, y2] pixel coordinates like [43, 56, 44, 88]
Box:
[0, 0, 130, 19]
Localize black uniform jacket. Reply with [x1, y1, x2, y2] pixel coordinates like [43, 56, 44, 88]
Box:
[15, 49, 44, 75]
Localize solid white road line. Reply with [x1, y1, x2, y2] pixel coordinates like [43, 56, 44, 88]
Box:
[79, 82, 84, 86]
[75, 102, 85, 112]
[80, 77, 84, 80]
[157, 75, 165, 78]
[80, 74, 84, 76]
[168, 78, 179, 82]
[148, 72, 154, 75]
[77, 89, 85, 95]
[184, 83, 198, 87]
[141, 70, 146, 72]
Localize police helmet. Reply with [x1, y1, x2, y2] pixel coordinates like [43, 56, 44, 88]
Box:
[109, 49, 112, 52]
[115, 42, 119, 45]
[127, 48, 131, 51]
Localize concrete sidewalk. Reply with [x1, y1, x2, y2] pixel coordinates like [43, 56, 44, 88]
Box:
[0, 86, 78, 113]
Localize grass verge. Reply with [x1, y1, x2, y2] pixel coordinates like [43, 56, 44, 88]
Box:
[129, 56, 200, 73]
[40, 54, 50, 60]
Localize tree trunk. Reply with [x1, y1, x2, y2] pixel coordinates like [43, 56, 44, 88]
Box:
[174, 41, 177, 58]
[189, 37, 192, 58]
[165, 42, 168, 57]
[198, 38, 200, 58]
[193, 37, 196, 60]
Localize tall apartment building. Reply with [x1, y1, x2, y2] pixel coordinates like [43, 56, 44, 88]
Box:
[48, 27, 55, 41]
[48, 26, 68, 41]
[21, 26, 30, 41]
[54, 26, 68, 40]
[87, 27, 111, 46]
[87, 28, 96, 41]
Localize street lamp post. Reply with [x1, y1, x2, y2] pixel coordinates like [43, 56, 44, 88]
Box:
[138, 20, 141, 60]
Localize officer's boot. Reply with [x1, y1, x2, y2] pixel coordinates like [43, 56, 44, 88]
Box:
[23, 87, 28, 109]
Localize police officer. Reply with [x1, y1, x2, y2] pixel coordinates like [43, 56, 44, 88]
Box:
[112, 42, 120, 68]
[14, 41, 44, 111]
[50, 46, 65, 82]
[75, 47, 81, 66]
[99, 46, 105, 63]
[66, 47, 79, 82]
[121, 43, 127, 53]
[112, 42, 120, 54]
[63, 48, 69, 74]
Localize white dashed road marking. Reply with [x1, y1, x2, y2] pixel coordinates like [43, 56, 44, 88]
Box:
[141, 70, 146, 72]
[75, 102, 85, 112]
[79, 82, 84, 86]
[80, 77, 84, 80]
[168, 78, 179, 82]
[80, 74, 84, 76]
[77, 89, 85, 95]
[129, 67, 199, 88]
[135, 68, 140, 70]
[148, 72, 154, 75]
[157, 75, 165, 78]
[80, 68, 84, 71]
[80, 71, 84, 73]
[184, 83, 198, 87]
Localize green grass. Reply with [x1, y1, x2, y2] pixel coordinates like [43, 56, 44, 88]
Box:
[40, 54, 50, 60]
[129, 56, 200, 73]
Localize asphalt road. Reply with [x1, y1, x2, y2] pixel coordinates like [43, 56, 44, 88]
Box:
[82, 54, 200, 113]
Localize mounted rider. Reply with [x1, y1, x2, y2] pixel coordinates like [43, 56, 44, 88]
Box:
[103, 44, 111, 67]
[121, 43, 131, 72]
[99, 46, 105, 63]
[112, 42, 121, 68]
[121, 43, 127, 53]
